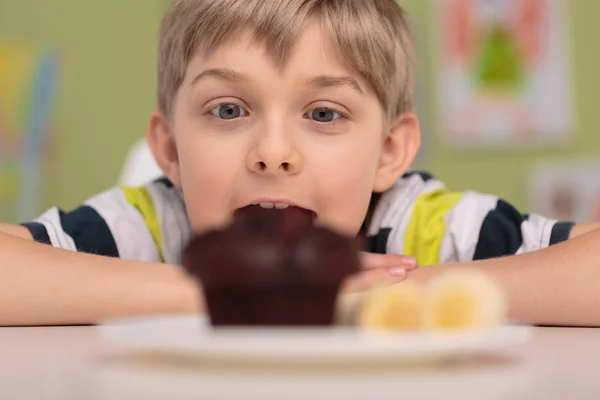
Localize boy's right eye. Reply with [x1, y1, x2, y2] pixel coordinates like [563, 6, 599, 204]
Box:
[209, 104, 248, 120]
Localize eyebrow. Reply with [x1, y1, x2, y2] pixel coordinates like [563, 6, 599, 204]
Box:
[190, 68, 249, 86]
[304, 76, 365, 95]
[190, 69, 365, 95]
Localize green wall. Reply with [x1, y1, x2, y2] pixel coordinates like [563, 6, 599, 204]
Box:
[0, 0, 161, 219]
[1, 0, 599, 221]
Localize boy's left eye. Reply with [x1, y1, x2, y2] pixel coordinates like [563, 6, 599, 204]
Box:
[209, 104, 248, 120]
[307, 108, 342, 123]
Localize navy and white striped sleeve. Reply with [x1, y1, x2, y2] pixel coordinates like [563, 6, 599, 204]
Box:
[22, 205, 120, 257]
[471, 200, 575, 260]
[20, 187, 163, 262]
[368, 172, 576, 265]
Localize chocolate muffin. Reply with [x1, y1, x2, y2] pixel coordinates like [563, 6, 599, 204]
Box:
[182, 206, 361, 326]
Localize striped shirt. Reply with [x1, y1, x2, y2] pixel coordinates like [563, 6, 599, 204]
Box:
[21, 172, 574, 266]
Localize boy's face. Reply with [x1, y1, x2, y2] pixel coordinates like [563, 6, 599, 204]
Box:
[149, 21, 420, 236]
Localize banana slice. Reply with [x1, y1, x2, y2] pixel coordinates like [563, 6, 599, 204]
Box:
[423, 269, 507, 331]
[336, 290, 369, 326]
[357, 282, 424, 331]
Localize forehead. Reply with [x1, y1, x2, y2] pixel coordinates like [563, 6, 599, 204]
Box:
[183, 21, 373, 91]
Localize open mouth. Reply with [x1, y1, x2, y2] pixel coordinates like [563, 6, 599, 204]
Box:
[234, 202, 317, 222]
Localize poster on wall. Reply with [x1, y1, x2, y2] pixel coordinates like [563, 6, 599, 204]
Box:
[528, 161, 600, 224]
[435, 0, 574, 147]
[0, 43, 59, 223]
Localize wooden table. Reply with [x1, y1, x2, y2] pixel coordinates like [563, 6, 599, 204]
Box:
[1, 325, 598, 399]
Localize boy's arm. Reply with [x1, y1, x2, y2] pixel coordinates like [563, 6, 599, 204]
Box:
[0, 227, 201, 326]
[408, 226, 600, 327]
[0, 224, 414, 326]
[0, 224, 33, 240]
[570, 223, 600, 239]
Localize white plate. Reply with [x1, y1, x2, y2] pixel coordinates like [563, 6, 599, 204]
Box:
[100, 315, 532, 365]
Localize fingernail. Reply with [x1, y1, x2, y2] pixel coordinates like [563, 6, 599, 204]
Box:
[388, 267, 406, 278]
[402, 257, 418, 268]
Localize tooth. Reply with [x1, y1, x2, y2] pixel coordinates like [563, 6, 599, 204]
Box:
[275, 203, 290, 209]
[259, 202, 275, 209]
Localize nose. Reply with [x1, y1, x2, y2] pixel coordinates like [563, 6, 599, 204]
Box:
[247, 127, 303, 176]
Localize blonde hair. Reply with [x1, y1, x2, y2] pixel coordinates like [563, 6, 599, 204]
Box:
[158, 0, 414, 121]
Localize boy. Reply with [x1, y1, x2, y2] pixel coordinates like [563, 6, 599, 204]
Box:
[1, 0, 599, 326]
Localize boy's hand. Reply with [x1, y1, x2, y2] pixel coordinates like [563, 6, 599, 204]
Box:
[342, 253, 418, 292]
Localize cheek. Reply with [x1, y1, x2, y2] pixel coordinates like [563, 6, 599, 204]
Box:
[316, 141, 379, 190]
[308, 132, 381, 234]
[175, 134, 243, 231]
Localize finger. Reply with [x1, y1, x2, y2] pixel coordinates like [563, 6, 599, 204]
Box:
[360, 252, 418, 270]
[342, 267, 408, 293]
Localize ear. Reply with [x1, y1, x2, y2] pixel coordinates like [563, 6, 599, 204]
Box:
[146, 110, 182, 187]
[373, 113, 421, 193]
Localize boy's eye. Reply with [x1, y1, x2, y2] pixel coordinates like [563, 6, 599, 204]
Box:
[308, 108, 342, 123]
[209, 104, 248, 120]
